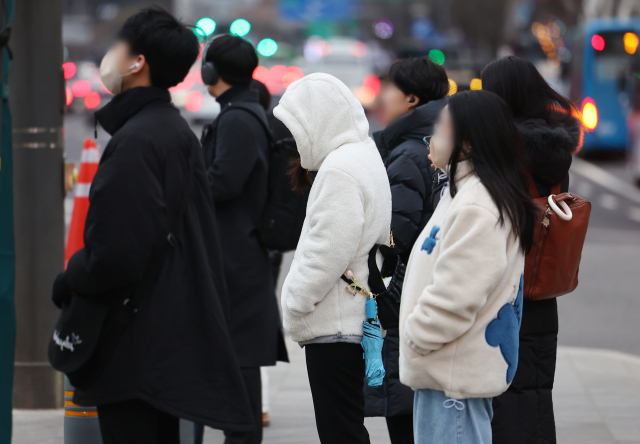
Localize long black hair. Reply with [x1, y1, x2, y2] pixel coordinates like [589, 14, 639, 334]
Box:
[481, 56, 579, 125]
[447, 90, 537, 253]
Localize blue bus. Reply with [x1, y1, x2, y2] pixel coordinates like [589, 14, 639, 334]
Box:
[580, 18, 640, 151]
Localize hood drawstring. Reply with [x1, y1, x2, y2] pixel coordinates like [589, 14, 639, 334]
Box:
[94, 113, 98, 139]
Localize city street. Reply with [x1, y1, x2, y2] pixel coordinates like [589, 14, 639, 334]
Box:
[15, 111, 639, 444]
[5, 0, 640, 443]
[64, 112, 640, 357]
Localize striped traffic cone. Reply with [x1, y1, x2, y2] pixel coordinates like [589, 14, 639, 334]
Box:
[65, 137, 100, 268]
[64, 377, 102, 444]
[63, 138, 103, 443]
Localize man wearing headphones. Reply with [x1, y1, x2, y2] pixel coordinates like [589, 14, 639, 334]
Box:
[200, 35, 288, 444]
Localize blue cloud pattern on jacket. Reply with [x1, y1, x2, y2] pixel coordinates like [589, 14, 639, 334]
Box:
[485, 274, 524, 383]
[421, 226, 440, 254]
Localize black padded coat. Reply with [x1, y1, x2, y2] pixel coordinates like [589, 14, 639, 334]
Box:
[492, 112, 582, 444]
[364, 98, 446, 418]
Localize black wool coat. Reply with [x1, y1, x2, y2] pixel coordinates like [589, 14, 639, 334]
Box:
[66, 87, 254, 431]
[492, 112, 582, 444]
[365, 98, 446, 418]
[201, 86, 288, 368]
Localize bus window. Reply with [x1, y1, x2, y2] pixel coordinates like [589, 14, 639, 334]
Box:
[593, 31, 636, 82]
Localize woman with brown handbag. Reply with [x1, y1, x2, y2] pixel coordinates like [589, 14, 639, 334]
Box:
[482, 56, 583, 444]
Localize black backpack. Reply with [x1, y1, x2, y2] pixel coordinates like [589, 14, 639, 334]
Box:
[218, 103, 309, 252]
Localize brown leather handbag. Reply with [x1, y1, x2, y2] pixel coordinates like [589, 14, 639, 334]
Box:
[523, 179, 591, 301]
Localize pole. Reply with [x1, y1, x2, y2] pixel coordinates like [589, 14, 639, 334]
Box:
[0, 0, 16, 439]
[10, 0, 65, 408]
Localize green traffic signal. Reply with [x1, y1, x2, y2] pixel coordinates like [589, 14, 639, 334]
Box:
[195, 17, 216, 37]
[257, 38, 278, 57]
[428, 49, 445, 65]
[230, 19, 251, 37]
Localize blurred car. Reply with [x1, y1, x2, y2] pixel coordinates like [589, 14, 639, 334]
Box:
[64, 60, 112, 116]
[297, 36, 380, 109]
[170, 61, 221, 125]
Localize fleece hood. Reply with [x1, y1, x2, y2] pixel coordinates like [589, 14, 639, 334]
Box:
[273, 73, 370, 171]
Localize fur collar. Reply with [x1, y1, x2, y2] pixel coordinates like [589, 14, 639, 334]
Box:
[516, 112, 582, 187]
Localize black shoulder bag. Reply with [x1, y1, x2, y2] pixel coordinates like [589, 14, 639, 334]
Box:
[340, 231, 407, 330]
[48, 157, 191, 389]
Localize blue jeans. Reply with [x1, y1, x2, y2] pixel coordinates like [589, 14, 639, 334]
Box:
[414, 389, 493, 444]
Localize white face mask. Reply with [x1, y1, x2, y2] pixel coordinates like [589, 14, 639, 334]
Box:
[99, 48, 139, 95]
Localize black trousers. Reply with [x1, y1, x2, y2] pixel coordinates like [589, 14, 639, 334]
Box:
[223, 367, 263, 444]
[194, 367, 262, 444]
[386, 413, 414, 444]
[306, 343, 370, 444]
[97, 398, 179, 444]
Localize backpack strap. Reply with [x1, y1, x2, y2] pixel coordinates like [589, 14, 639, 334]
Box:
[221, 102, 276, 147]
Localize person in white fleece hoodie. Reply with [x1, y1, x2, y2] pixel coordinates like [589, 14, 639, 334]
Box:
[273, 73, 391, 444]
[399, 90, 537, 444]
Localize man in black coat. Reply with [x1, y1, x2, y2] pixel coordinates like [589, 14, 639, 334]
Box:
[367, 58, 449, 444]
[200, 35, 288, 444]
[51, 8, 254, 444]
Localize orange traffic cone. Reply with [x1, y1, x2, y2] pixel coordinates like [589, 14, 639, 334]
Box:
[65, 137, 100, 268]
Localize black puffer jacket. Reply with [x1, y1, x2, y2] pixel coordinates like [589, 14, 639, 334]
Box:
[365, 98, 446, 418]
[492, 112, 582, 444]
[372, 98, 446, 262]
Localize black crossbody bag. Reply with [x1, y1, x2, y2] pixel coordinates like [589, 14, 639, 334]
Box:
[48, 158, 191, 389]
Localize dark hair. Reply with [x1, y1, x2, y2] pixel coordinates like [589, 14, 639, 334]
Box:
[117, 7, 199, 89]
[251, 79, 271, 111]
[205, 35, 258, 86]
[481, 56, 579, 125]
[388, 57, 449, 106]
[288, 158, 315, 193]
[447, 90, 537, 253]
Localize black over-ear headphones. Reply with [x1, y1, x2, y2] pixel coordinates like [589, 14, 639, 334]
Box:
[201, 59, 218, 85]
[200, 35, 255, 86]
[201, 36, 223, 86]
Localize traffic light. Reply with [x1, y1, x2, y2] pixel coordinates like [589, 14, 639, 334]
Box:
[230, 19, 251, 37]
[196, 17, 216, 37]
[257, 38, 278, 57]
[429, 49, 445, 65]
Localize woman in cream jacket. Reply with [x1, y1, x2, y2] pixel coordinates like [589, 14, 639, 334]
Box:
[399, 90, 537, 444]
[274, 73, 392, 444]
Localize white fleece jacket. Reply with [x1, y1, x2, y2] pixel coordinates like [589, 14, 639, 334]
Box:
[399, 160, 525, 399]
[274, 73, 392, 344]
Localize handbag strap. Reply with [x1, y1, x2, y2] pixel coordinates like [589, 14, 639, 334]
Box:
[528, 175, 561, 198]
[126, 149, 193, 311]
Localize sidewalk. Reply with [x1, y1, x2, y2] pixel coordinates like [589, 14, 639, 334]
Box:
[12, 341, 640, 444]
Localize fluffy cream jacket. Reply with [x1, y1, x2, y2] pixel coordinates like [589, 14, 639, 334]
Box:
[274, 73, 392, 343]
[399, 160, 525, 399]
